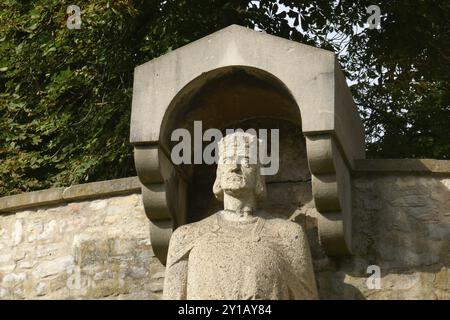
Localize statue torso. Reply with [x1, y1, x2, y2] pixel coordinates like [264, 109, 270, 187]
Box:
[184, 212, 298, 299]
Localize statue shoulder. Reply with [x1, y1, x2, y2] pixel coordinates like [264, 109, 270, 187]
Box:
[262, 215, 306, 240]
[166, 214, 218, 266]
[262, 217, 311, 261]
[170, 214, 217, 246]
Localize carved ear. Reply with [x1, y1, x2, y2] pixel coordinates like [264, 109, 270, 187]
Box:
[213, 166, 224, 202]
[255, 169, 267, 201]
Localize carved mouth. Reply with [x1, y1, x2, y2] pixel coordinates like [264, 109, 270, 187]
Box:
[224, 174, 243, 181]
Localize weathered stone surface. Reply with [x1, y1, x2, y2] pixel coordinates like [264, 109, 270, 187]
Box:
[130, 25, 365, 162]
[354, 159, 450, 173]
[339, 175, 450, 299]
[62, 177, 140, 201]
[131, 25, 363, 262]
[0, 177, 141, 214]
[0, 188, 64, 213]
[0, 194, 165, 299]
[163, 132, 318, 300]
[33, 256, 74, 278]
[0, 172, 449, 299]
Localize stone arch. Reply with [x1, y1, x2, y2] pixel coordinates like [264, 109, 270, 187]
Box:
[163, 66, 305, 219]
[130, 25, 365, 264]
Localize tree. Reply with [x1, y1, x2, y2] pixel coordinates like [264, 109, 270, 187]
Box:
[331, 0, 450, 159]
[1, 0, 449, 196]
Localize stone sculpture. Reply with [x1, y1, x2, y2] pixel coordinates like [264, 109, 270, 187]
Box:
[163, 132, 318, 300]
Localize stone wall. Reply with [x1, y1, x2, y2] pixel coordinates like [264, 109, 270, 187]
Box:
[0, 161, 449, 299]
[319, 172, 450, 299]
[0, 178, 165, 299]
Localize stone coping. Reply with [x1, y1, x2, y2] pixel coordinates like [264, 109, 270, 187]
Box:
[0, 177, 141, 214]
[354, 159, 450, 174]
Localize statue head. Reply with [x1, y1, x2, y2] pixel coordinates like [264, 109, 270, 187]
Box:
[213, 132, 266, 202]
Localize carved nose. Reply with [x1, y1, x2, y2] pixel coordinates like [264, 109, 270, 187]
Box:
[231, 164, 241, 173]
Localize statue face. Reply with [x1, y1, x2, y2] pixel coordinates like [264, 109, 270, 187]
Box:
[218, 155, 258, 197]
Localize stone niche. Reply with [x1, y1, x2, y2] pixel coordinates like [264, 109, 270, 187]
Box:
[169, 69, 311, 223]
[130, 25, 365, 264]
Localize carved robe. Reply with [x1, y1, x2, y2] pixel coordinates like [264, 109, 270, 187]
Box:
[163, 212, 318, 300]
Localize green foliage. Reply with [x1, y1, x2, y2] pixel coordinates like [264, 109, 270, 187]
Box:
[332, 0, 450, 159]
[1, 0, 147, 195]
[1, 0, 449, 196]
[0, 0, 256, 196]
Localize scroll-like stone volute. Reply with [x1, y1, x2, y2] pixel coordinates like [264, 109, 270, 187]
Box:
[163, 132, 318, 300]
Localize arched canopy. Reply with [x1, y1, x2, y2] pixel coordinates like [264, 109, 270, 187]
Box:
[131, 25, 364, 165]
[130, 25, 365, 263]
[160, 65, 301, 155]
